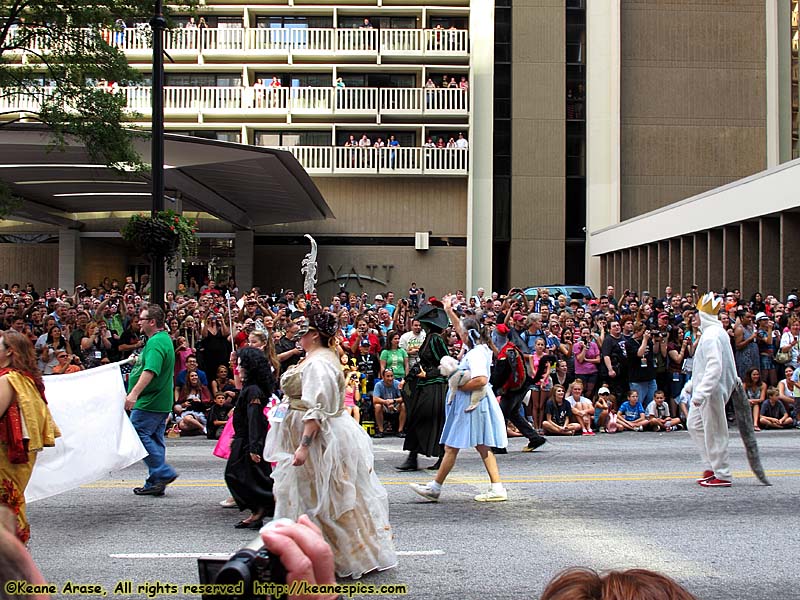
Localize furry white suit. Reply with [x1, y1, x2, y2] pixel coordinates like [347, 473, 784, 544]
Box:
[683, 298, 739, 481]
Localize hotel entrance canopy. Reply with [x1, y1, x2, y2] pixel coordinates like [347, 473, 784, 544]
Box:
[0, 125, 334, 230]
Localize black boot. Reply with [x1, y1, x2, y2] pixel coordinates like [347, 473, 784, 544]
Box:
[396, 452, 419, 471]
[426, 457, 443, 470]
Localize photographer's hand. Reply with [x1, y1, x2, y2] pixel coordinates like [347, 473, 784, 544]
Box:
[261, 516, 337, 600]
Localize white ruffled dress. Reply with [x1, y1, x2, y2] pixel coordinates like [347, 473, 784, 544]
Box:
[264, 348, 397, 579]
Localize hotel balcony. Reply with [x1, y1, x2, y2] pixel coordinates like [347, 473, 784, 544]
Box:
[17, 27, 470, 63]
[279, 146, 468, 175]
[0, 86, 469, 120]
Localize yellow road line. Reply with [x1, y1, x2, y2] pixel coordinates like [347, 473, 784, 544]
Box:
[80, 470, 800, 489]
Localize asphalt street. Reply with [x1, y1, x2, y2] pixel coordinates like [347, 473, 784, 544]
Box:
[26, 428, 799, 599]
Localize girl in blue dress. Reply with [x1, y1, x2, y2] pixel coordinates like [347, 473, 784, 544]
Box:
[411, 295, 509, 502]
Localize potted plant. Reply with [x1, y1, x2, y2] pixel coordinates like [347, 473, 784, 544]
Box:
[121, 210, 198, 273]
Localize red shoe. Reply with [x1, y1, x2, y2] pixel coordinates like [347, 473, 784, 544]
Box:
[699, 477, 732, 488]
[696, 470, 714, 484]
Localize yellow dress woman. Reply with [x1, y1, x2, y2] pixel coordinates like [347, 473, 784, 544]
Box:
[0, 331, 60, 543]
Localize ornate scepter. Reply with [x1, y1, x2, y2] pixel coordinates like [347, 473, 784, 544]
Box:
[301, 234, 318, 300]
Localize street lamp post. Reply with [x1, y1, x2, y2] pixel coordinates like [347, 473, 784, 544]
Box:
[150, 0, 166, 307]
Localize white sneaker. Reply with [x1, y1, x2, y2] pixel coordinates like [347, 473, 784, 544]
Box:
[474, 487, 507, 502]
[410, 483, 441, 502]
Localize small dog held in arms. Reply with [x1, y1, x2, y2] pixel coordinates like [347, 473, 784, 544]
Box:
[439, 355, 486, 412]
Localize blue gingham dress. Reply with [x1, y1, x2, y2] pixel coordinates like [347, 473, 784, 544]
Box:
[439, 345, 508, 449]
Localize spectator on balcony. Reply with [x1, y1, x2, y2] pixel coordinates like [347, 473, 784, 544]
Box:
[185, 17, 197, 29]
[441, 74, 449, 88]
[447, 77, 459, 89]
[424, 137, 435, 149]
[198, 17, 208, 29]
[358, 134, 372, 147]
[436, 137, 445, 148]
[114, 19, 126, 47]
[446, 137, 456, 149]
[425, 78, 437, 89]
[388, 135, 400, 169]
[335, 77, 345, 88]
[360, 18, 373, 29]
[455, 132, 469, 149]
[459, 76, 469, 91]
[344, 135, 357, 147]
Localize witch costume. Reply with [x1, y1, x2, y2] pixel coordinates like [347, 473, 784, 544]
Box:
[397, 300, 450, 471]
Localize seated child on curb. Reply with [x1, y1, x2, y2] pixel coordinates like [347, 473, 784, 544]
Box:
[543, 384, 582, 436]
[759, 387, 794, 429]
[646, 390, 682, 431]
[617, 390, 648, 432]
[567, 379, 595, 436]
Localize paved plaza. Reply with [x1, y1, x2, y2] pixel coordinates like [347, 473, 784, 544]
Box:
[28, 430, 798, 599]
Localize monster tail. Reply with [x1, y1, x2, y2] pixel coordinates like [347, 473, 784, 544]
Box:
[731, 379, 771, 485]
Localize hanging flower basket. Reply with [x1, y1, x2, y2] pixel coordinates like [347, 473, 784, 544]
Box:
[121, 210, 198, 273]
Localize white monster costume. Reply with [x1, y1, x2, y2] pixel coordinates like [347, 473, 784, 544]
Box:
[683, 293, 740, 481]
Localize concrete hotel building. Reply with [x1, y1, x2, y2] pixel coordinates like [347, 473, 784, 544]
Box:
[4, 1, 796, 298]
[0, 0, 498, 297]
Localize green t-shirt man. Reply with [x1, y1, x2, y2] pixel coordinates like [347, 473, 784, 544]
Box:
[128, 330, 175, 413]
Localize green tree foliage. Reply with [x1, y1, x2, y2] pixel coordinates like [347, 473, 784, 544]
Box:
[0, 0, 191, 217]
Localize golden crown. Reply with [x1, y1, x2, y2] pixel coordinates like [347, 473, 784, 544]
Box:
[696, 292, 722, 315]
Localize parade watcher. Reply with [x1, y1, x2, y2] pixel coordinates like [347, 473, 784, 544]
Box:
[616, 390, 648, 432]
[759, 387, 793, 430]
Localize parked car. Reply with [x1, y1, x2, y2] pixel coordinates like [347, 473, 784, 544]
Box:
[523, 285, 596, 302]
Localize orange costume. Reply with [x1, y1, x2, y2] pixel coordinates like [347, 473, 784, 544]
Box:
[0, 367, 60, 543]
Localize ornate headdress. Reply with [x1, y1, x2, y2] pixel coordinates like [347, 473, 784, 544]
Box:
[301, 234, 318, 299]
[696, 292, 722, 316]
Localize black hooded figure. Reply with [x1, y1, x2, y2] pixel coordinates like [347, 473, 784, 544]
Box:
[224, 347, 276, 529]
[396, 299, 450, 471]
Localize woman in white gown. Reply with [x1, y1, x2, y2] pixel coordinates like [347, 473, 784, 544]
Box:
[264, 310, 397, 579]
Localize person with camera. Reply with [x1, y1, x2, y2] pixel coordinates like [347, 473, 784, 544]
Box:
[265, 309, 397, 578]
[601, 320, 628, 407]
[625, 323, 659, 410]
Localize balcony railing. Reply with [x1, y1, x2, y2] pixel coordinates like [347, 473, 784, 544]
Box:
[279, 146, 468, 175]
[0, 86, 470, 120]
[12, 27, 469, 58]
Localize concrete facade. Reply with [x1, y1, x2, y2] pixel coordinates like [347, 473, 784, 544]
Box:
[509, 0, 567, 285]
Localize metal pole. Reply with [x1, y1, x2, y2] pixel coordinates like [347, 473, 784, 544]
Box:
[150, 0, 166, 307]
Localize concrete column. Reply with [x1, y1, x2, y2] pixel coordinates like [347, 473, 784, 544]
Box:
[680, 236, 694, 294]
[657, 241, 669, 296]
[723, 225, 741, 291]
[613, 252, 621, 293]
[58, 229, 81, 292]
[668, 239, 681, 292]
[585, 0, 621, 289]
[693, 232, 709, 292]
[759, 217, 780, 297]
[466, 0, 494, 295]
[647, 244, 658, 296]
[766, 0, 793, 166]
[780, 213, 800, 298]
[600, 254, 609, 290]
[740, 221, 759, 297]
[235, 230, 255, 294]
[622, 248, 631, 293]
[636, 247, 646, 294]
[708, 229, 724, 292]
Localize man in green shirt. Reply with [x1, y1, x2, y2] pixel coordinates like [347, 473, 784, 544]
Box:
[125, 305, 178, 496]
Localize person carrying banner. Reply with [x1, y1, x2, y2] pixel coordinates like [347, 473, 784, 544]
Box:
[125, 305, 179, 496]
[0, 330, 61, 543]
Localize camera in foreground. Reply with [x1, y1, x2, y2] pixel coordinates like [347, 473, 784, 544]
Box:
[197, 534, 287, 600]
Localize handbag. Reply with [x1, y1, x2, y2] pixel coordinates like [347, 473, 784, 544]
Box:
[775, 337, 799, 365]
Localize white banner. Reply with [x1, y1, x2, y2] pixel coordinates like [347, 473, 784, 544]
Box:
[26, 361, 147, 502]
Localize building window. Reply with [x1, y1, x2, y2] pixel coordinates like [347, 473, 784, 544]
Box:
[254, 131, 332, 147]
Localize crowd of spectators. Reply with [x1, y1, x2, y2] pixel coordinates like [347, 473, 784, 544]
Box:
[4, 276, 800, 439]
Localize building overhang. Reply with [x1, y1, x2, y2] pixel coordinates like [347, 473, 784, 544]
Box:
[0, 124, 334, 230]
[589, 156, 800, 257]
